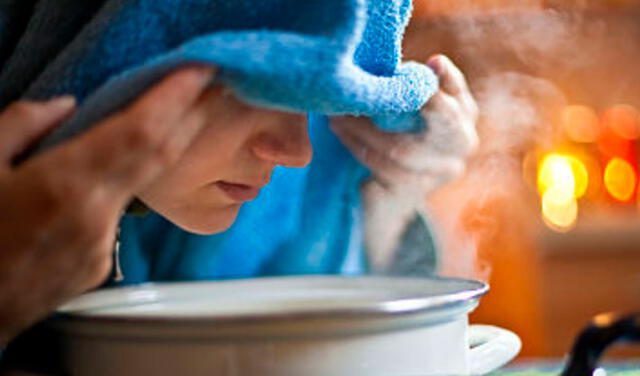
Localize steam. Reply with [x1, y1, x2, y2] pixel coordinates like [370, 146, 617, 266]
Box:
[454, 7, 604, 73]
[478, 72, 566, 154]
[431, 72, 567, 281]
[424, 5, 587, 281]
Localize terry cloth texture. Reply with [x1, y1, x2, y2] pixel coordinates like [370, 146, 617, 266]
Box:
[0, 0, 438, 153]
[0, 0, 440, 283]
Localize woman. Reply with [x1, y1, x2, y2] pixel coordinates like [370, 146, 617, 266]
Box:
[0, 54, 476, 351]
[117, 54, 478, 283]
[0, 0, 478, 355]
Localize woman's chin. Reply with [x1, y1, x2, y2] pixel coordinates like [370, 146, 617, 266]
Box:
[167, 205, 241, 235]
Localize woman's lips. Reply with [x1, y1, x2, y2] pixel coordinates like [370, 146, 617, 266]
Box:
[215, 181, 262, 202]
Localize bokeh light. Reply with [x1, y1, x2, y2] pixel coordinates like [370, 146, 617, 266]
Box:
[542, 187, 578, 232]
[602, 104, 640, 140]
[538, 154, 575, 200]
[580, 153, 603, 199]
[538, 154, 588, 199]
[562, 105, 601, 143]
[568, 157, 589, 199]
[598, 130, 633, 160]
[603, 157, 636, 202]
[537, 153, 587, 231]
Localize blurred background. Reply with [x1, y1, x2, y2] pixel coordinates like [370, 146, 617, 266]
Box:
[406, 0, 640, 359]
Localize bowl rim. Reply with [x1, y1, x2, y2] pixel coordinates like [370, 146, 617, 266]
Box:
[53, 275, 488, 328]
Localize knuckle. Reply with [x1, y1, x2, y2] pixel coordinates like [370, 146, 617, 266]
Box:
[144, 138, 182, 170]
[470, 98, 480, 120]
[464, 94, 480, 121]
[462, 123, 480, 155]
[429, 160, 465, 186]
[424, 92, 445, 110]
[388, 141, 410, 160]
[121, 139, 182, 184]
[122, 112, 161, 149]
[7, 101, 41, 122]
[447, 160, 467, 178]
[451, 68, 466, 88]
[38, 173, 82, 213]
[172, 71, 202, 95]
[155, 137, 182, 163]
[443, 60, 465, 85]
[425, 93, 460, 121]
[360, 146, 374, 165]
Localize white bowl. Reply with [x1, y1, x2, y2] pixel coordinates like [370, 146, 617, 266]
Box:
[51, 276, 521, 376]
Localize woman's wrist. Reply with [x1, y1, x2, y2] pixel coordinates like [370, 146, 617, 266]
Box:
[361, 180, 422, 272]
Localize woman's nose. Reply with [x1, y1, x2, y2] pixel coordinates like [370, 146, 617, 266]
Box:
[250, 115, 312, 168]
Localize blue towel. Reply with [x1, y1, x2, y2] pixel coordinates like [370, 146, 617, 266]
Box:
[0, 0, 437, 153]
[0, 0, 438, 283]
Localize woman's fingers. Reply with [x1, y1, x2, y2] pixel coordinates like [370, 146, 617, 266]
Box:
[37, 66, 215, 202]
[0, 96, 76, 166]
[422, 92, 478, 158]
[331, 116, 421, 167]
[331, 54, 478, 201]
[428, 55, 467, 97]
[427, 54, 478, 119]
[331, 112, 470, 172]
[332, 118, 465, 194]
[332, 122, 411, 190]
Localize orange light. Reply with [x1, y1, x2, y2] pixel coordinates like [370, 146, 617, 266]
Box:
[562, 105, 600, 143]
[604, 157, 636, 202]
[602, 104, 640, 140]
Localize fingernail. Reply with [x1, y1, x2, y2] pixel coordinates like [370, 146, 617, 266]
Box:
[427, 55, 444, 75]
[48, 95, 76, 109]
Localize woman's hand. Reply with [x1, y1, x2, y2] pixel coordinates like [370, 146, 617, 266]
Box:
[0, 66, 214, 344]
[330, 55, 479, 270]
[331, 54, 478, 202]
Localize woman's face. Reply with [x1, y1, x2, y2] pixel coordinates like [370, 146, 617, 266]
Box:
[137, 85, 312, 234]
